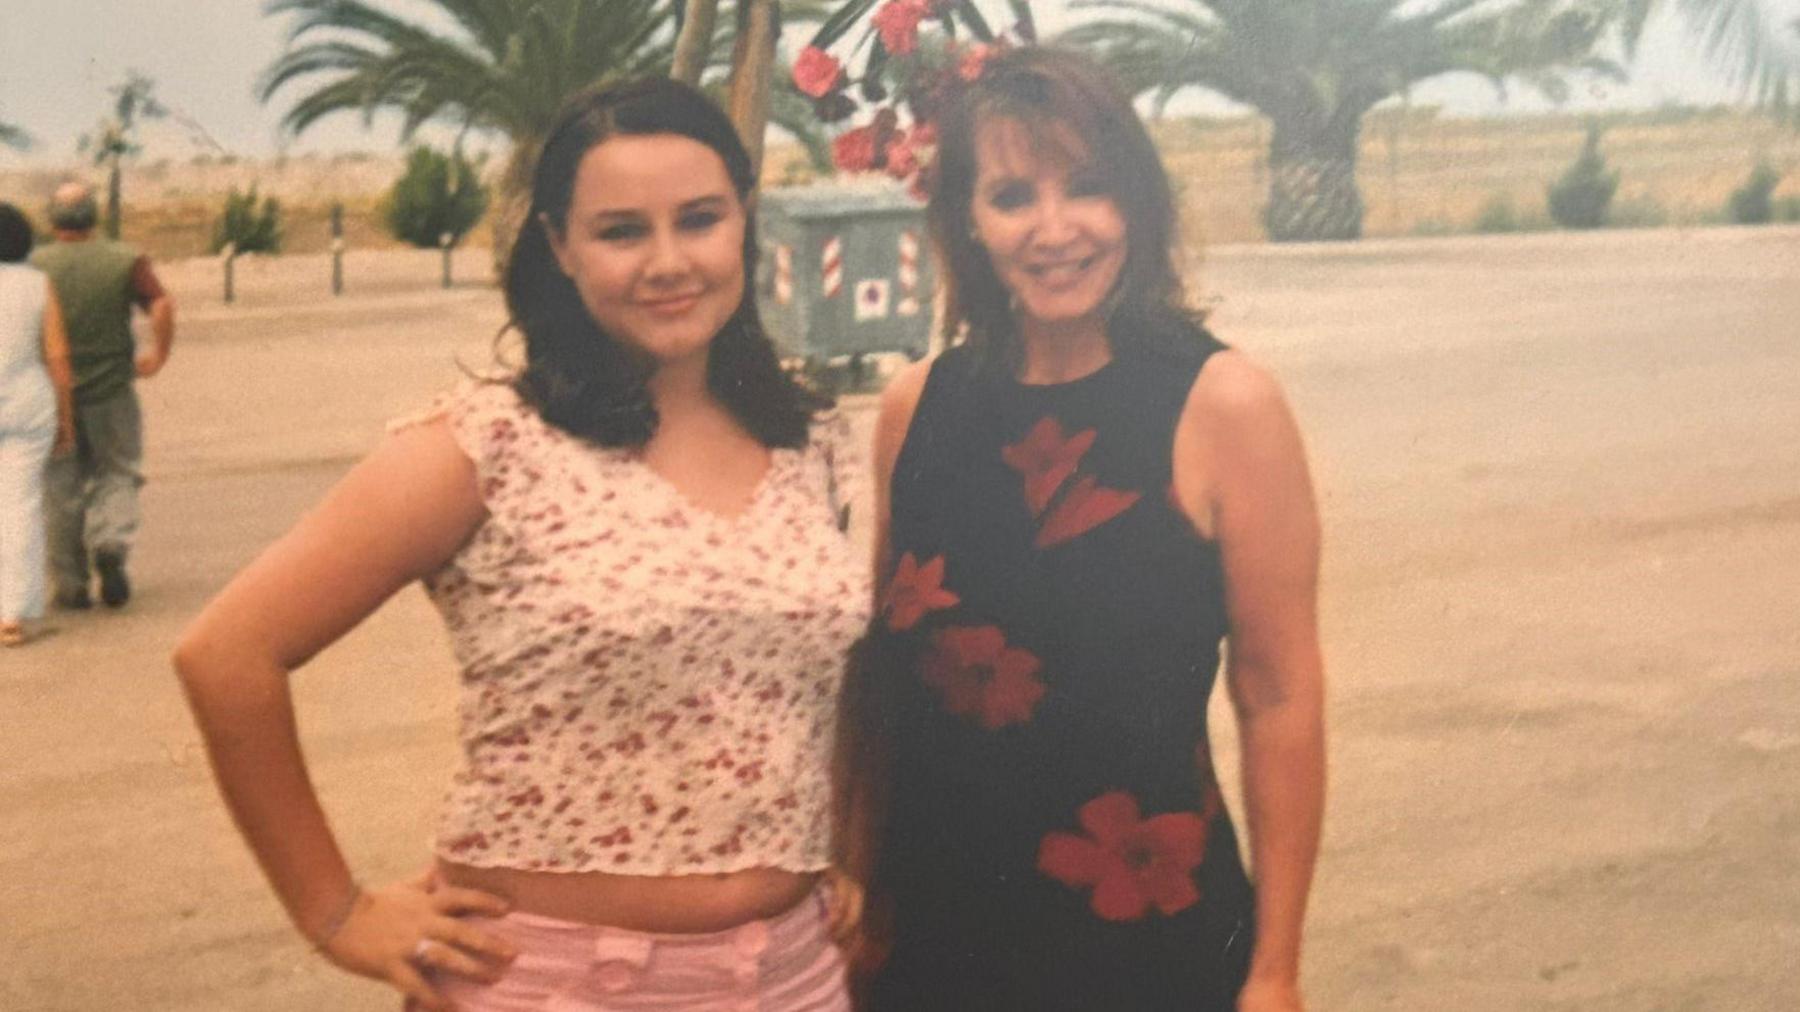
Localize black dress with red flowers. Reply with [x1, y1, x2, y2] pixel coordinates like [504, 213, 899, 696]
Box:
[864, 338, 1255, 1012]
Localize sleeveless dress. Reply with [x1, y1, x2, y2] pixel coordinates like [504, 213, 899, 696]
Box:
[865, 337, 1255, 1011]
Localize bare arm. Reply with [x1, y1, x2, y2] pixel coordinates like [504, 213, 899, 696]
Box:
[172, 421, 512, 1008]
[130, 256, 174, 377]
[40, 281, 76, 452]
[1174, 352, 1325, 1010]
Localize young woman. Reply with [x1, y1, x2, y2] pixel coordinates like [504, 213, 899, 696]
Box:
[0, 202, 76, 646]
[176, 78, 868, 1011]
[850, 48, 1326, 1011]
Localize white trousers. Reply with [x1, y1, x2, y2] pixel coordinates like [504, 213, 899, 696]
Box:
[0, 423, 54, 621]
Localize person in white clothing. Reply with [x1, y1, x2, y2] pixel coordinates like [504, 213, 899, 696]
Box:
[0, 202, 75, 646]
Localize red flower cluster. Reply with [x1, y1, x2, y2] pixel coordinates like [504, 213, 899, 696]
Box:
[1037, 791, 1215, 921]
[920, 625, 1046, 729]
[872, 0, 932, 56]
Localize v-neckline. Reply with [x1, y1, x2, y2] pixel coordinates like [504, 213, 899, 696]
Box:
[630, 449, 785, 528]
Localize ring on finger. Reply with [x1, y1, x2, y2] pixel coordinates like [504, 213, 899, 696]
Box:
[411, 939, 435, 964]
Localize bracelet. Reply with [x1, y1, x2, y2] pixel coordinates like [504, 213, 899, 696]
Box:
[308, 881, 363, 953]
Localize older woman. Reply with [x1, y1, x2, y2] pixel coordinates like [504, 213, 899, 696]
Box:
[849, 48, 1326, 1012]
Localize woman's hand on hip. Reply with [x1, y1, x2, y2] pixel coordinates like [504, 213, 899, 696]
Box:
[320, 870, 517, 1010]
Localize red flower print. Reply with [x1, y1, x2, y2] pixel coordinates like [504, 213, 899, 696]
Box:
[793, 46, 844, 98]
[882, 552, 960, 631]
[1037, 791, 1213, 922]
[921, 626, 1045, 729]
[1035, 474, 1141, 548]
[1002, 416, 1096, 516]
[873, 0, 931, 55]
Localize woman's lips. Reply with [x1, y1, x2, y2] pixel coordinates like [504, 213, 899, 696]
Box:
[638, 292, 702, 316]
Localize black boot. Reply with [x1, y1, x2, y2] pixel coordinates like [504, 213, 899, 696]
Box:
[95, 549, 131, 608]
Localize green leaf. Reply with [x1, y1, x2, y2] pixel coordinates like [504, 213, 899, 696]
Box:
[808, 0, 884, 49]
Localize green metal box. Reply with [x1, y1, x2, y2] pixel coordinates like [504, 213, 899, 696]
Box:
[756, 184, 936, 364]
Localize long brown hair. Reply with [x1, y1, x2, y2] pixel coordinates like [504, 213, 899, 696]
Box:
[926, 46, 1210, 370]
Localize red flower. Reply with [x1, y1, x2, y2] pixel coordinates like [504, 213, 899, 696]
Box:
[793, 46, 844, 98]
[873, 0, 931, 56]
[958, 42, 998, 82]
[832, 125, 879, 173]
[921, 626, 1045, 729]
[1035, 474, 1141, 548]
[882, 552, 960, 631]
[884, 129, 921, 180]
[1037, 792, 1213, 921]
[1002, 416, 1096, 516]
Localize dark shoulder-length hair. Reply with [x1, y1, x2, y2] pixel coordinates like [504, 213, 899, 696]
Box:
[0, 202, 34, 263]
[926, 46, 1212, 370]
[505, 76, 827, 448]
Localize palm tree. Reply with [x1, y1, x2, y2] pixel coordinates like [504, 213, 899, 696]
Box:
[1064, 0, 1800, 242]
[260, 0, 833, 262]
[80, 72, 166, 240]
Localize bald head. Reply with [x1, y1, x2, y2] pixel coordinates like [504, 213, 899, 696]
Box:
[48, 181, 99, 233]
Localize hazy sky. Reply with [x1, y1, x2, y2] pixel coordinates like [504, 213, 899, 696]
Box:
[0, 0, 1760, 165]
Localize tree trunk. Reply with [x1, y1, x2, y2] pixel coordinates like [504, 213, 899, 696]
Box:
[105, 156, 123, 240]
[488, 140, 541, 278]
[1263, 109, 1364, 242]
[726, 0, 777, 178]
[671, 0, 721, 85]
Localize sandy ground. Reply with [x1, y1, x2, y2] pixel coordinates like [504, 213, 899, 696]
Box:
[2, 227, 1796, 1010]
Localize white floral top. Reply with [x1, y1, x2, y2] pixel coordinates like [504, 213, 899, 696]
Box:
[397, 382, 871, 874]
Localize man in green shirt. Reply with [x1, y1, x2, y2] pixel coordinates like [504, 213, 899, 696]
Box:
[31, 181, 175, 609]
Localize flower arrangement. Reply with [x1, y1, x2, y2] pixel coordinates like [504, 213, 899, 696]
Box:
[791, 0, 1036, 193]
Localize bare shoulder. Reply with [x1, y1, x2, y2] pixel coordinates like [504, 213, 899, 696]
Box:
[872, 357, 934, 473]
[1182, 348, 1294, 435]
[877, 357, 933, 431]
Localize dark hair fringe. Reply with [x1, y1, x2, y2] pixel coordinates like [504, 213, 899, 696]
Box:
[501, 76, 828, 449]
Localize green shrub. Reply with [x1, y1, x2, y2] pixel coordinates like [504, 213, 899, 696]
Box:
[384, 146, 489, 248]
[1475, 194, 1521, 233]
[1774, 195, 1800, 222]
[210, 186, 282, 254]
[1727, 162, 1782, 224]
[1547, 124, 1619, 230]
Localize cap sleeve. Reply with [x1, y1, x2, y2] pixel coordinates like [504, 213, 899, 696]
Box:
[388, 380, 538, 514]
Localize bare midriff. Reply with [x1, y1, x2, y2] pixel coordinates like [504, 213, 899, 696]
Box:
[438, 860, 821, 933]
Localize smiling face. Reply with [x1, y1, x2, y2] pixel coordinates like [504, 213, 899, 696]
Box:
[546, 133, 748, 370]
[969, 117, 1128, 339]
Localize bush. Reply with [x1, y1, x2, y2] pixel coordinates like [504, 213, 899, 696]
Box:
[1475, 194, 1521, 233]
[210, 186, 282, 254]
[385, 146, 489, 248]
[1547, 124, 1619, 230]
[1774, 195, 1800, 223]
[1726, 161, 1782, 224]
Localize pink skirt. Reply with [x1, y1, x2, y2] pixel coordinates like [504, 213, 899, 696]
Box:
[419, 886, 850, 1011]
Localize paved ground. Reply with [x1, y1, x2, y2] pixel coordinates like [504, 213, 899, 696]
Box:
[2, 227, 1796, 1010]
